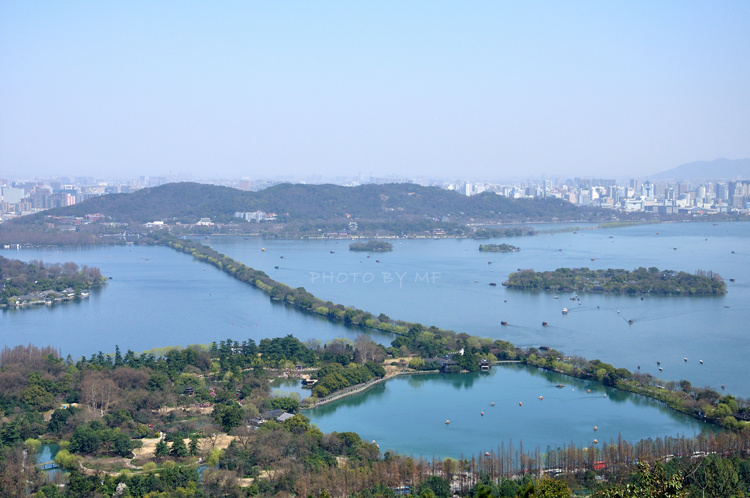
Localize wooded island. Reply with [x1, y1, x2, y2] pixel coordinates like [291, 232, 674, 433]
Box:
[478, 243, 520, 252]
[503, 267, 726, 295]
[348, 240, 393, 252]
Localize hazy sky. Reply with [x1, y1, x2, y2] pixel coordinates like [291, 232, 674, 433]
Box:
[2, 2, 749, 181]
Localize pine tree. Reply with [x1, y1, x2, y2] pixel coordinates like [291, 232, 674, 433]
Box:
[189, 435, 200, 456]
[154, 439, 169, 457]
[170, 437, 188, 457]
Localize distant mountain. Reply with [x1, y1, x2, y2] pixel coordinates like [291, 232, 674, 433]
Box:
[17, 182, 596, 225]
[650, 158, 750, 181]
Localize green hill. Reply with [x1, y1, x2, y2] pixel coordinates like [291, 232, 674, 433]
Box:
[17, 182, 596, 225]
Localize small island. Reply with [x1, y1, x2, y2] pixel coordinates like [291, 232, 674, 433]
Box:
[479, 243, 520, 252]
[0, 255, 106, 308]
[503, 267, 726, 295]
[349, 240, 393, 252]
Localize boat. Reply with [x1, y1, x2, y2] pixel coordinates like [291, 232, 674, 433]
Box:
[556, 384, 565, 389]
[489, 282, 497, 286]
[491, 402, 495, 406]
[562, 308, 568, 314]
[330, 251, 335, 254]
[542, 322, 548, 327]
[445, 420, 450, 425]
[274, 266, 279, 269]
[628, 319, 633, 324]
[730, 278, 735, 282]
[500, 321, 508, 326]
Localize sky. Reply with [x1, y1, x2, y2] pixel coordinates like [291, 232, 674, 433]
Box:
[2, 1, 749, 182]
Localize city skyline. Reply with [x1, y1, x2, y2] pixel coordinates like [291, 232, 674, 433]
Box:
[2, 2, 750, 180]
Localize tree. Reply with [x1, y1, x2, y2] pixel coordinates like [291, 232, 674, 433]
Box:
[154, 439, 169, 458]
[417, 476, 451, 498]
[112, 432, 135, 457]
[170, 437, 189, 457]
[189, 435, 200, 456]
[69, 425, 102, 455]
[213, 403, 244, 432]
[592, 462, 687, 497]
[518, 478, 571, 497]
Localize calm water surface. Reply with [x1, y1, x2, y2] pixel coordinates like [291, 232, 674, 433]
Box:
[0, 245, 392, 358]
[305, 365, 712, 458]
[209, 222, 750, 396]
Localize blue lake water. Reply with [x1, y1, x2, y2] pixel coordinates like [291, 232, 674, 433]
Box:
[305, 365, 713, 458]
[0, 245, 392, 358]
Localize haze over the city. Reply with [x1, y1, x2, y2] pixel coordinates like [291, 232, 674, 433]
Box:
[2, 1, 749, 181]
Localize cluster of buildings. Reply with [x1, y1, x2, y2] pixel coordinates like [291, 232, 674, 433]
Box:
[234, 211, 277, 222]
[450, 178, 750, 214]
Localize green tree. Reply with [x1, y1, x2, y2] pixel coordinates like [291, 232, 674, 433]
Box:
[154, 439, 169, 457]
[213, 403, 244, 432]
[417, 476, 451, 498]
[188, 435, 200, 456]
[112, 432, 135, 457]
[69, 426, 102, 454]
[592, 462, 687, 497]
[170, 437, 189, 457]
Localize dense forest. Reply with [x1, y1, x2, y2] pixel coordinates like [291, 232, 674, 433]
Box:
[0, 255, 105, 306]
[503, 267, 727, 295]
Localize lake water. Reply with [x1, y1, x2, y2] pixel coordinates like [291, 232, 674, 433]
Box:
[0, 245, 392, 358]
[1, 222, 746, 457]
[208, 221, 750, 397]
[305, 365, 712, 458]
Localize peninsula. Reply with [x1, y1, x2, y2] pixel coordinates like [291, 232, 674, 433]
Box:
[0, 255, 106, 308]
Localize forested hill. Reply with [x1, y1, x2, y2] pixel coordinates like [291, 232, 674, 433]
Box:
[17, 182, 599, 224]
